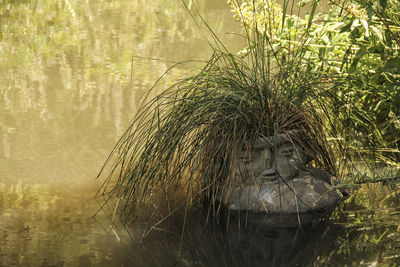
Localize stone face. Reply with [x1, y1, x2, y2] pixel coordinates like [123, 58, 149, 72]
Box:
[218, 135, 344, 214]
[234, 135, 309, 185]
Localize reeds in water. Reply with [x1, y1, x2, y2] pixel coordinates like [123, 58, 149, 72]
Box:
[96, 0, 399, 229]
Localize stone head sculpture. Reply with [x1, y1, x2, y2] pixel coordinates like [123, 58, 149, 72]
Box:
[219, 131, 343, 215]
[235, 133, 310, 184]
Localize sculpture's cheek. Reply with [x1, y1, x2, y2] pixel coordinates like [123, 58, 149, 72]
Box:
[236, 160, 273, 182]
[234, 165, 249, 182]
[252, 160, 270, 177]
[275, 157, 300, 178]
[235, 163, 259, 182]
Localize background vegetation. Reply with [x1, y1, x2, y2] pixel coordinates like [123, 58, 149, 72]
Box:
[230, 0, 400, 167]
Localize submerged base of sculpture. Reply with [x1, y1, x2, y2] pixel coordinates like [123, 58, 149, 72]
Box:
[218, 168, 344, 215]
[223, 209, 333, 228]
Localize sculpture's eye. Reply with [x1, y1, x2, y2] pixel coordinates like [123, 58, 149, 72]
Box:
[239, 154, 252, 164]
[279, 145, 294, 157]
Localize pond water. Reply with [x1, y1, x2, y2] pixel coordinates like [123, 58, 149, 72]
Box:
[0, 0, 399, 266]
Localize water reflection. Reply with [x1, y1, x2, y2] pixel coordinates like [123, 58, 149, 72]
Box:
[0, 181, 130, 266]
[0, 0, 239, 265]
[122, 187, 400, 266]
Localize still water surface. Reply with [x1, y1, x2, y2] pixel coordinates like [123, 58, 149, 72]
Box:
[0, 0, 399, 266]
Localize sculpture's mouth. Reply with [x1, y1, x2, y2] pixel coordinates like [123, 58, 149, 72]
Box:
[259, 172, 278, 180]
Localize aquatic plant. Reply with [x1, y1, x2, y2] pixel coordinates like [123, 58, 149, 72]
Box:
[96, 0, 399, 231]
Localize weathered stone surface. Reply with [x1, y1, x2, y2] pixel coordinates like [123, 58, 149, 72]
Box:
[218, 134, 344, 214]
[222, 168, 343, 213]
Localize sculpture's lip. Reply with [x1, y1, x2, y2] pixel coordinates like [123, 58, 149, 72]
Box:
[261, 170, 277, 175]
[258, 174, 278, 180]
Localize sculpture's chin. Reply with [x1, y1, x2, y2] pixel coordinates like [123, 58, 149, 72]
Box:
[219, 168, 344, 214]
[275, 168, 301, 179]
[257, 174, 279, 181]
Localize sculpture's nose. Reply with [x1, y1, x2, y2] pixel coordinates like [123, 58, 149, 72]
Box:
[264, 148, 273, 169]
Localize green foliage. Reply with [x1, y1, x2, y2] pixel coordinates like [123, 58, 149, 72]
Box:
[332, 0, 400, 160]
[230, 0, 400, 166]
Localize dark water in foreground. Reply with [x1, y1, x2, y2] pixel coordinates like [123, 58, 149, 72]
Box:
[111, 186, 400, 267]
[1, 181, 399, 266]
[0, 0, 399, 266]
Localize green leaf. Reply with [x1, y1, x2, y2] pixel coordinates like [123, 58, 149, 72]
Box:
[366, 5, 373, 21]
[379, 0, 388, 9]
[331, 33, 342, 45]
[340, 20, 353, 33]
[382, 57, 400, 73]
[374, 99, 388, 112]
[371, 26, 384, 45]
[306, 1, 318, 30]
[360, 19, 369, 36]
[349, 47, 367, 72]
[351, 19, 361, 31]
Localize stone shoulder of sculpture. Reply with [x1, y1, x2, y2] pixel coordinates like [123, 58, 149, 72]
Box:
[217, 134, 344, 214]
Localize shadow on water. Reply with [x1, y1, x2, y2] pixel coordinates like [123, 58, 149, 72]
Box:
[119, 211, 333, 266]
[120, 213, 344, 266]
[114, 186, 400, 266]
[2, 183, 397, 266]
